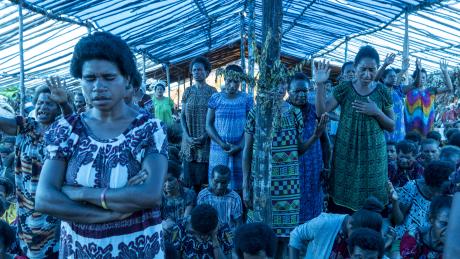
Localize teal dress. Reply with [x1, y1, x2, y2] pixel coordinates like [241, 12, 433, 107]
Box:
[331, 81, 393, 210]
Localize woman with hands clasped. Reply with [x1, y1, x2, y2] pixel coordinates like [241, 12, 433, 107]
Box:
[35, 32, 168, 258]
[315, 45, 395, 213]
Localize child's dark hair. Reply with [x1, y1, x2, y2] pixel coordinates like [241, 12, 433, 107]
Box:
[354, 45, 380, 67]
[234, 223, 277, 259]
[429, 195, 453, 220]
[226, 64, 244, 75]
[448, 132, 460, 148]
[190, 204, 218, 234]
[421, 138, 439, 148]
[190, 56, 212, 74]
[70, 32, 138, 83]
[167, 161, 182, 179]
[212, 165, 231, 179]
[423, 160, 456, 188]
[348, 228, 385, 259]
[405, 131, 422, 145]
[445, 128, 460, 141]
[0, 219, 15, 250]
[351, 197, 384, 233]
[340, 61, 354, 75]
[427, 131, 442, 143]
[288, 72, 310, 88]
[386, 140, 396, 147]
[396, 140, 417, 155]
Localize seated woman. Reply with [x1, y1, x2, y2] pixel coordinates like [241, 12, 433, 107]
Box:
[35, 32, 168, 258]
[170, 204, 233, 258]
[289, 197, 384, 259]
[400, 195, 452, 259]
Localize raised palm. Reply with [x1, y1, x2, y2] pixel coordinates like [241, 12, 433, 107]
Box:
[384, 53, 396, 66]
[46, 76, 69, 104]
[439, 59, 449, 74]
[313, 59, 330, 84]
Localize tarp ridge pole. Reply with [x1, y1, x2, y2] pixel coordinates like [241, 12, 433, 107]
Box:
[18, 0, 26, 116]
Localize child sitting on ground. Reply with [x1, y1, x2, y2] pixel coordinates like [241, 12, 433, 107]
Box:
[388, 140, 424, 188]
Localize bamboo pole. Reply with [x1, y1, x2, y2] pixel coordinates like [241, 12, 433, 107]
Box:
[18, 0, 26, 116]
[247, 0, 255, 96]
[240, 11, 247, 92]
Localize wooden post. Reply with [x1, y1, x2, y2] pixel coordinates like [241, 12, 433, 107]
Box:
[247, 0, 255, 96]
[402, 10, 410, 85]
[344, 36, 349, 62]
[18, 0, 26, 116]
[165, 63, 171, 97]
[251, 0, 283, 226]
[240, 11, 247, 92]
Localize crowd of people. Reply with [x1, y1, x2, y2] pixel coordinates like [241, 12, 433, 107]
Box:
[0, 31, 459, 259]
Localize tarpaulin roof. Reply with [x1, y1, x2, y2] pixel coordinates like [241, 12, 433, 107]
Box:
[0, 0, 459, 91]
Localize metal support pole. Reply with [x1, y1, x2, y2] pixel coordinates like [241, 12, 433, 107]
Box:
[18, 0, 26, 116]
[240, 11, 247, 92]
[165, 63, 171, 98]
[403, 10, 410, 85]
[344, 36, 349, 63]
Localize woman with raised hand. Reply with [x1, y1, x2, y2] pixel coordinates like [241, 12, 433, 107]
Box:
[35, 32, 168, 258]
[315, 45, 395, 213]
[0, 77, 72, 259]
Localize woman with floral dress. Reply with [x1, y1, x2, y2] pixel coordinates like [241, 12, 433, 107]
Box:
[35, 32, 168, 258]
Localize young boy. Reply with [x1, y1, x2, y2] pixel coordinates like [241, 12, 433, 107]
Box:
[387, 141, 397, 163]
[197, 165, 243, 230]
[418, 138, 440, 167]
[388, 140, 424, 187]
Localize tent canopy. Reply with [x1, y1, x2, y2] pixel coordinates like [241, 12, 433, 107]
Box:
[1, 0, 459, 90]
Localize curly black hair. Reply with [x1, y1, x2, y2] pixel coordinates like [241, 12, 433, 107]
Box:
[424, 160, 456, 187]
[426, 131, 442, 143]
[288, 72, 310, 89]
[190, 56, 212, 74]
[405, 131, 422, 145]
[348, 228, 385, 259]
[190, 204, 218, 234]
[167, 161, 182, 179]
[234, 223, 277, 259]
[448, 132, 460, 148]
[396, 140, 417, 155]
[341, 61, 354, 75]
[440, 145, 460, 163]
[429, 195, 453, 220]
[225, 64, 244, 74]
[354, 45, 380, 67]
[70, 32, 138, 83]
[351, 197, 384, 233]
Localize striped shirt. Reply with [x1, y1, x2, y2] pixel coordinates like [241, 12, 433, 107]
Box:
[197, 188, 242, 230]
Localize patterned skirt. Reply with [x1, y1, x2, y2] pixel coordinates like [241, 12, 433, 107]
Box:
[59, 209, 164, 258]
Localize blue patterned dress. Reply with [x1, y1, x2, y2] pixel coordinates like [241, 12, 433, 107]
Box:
[208, 92, 253, 191]
[297, 103, 324, 222]
[385, 85, 405, 142]
[45, 113, 168, 258]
